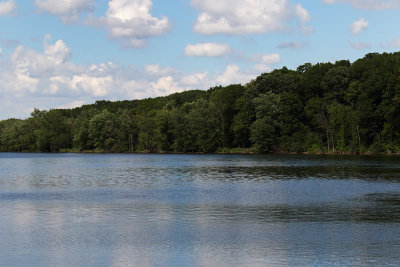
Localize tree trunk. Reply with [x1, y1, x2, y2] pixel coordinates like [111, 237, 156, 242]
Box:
[356, 124, 361, 154]
[330, 132, 335, 152]
[219, 110, 225, 148]
[321, 112, 330, 152]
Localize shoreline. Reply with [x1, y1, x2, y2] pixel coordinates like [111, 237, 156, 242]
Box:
[2, 150, 400, 156]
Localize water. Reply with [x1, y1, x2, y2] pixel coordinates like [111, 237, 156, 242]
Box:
[1, 153, 400, 266]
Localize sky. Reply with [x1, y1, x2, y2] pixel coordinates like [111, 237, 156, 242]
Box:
[0, 0, 400, 119]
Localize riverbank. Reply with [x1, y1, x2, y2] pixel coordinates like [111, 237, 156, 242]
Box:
[42, 148, 400, 156]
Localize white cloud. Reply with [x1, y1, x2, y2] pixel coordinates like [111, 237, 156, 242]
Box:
[0, 35, 274, 119]
[57, 100, 87, 109]
[70, 75, 113, 97]
[44, 36, 71, 65]
[47, 72, 115, 98]
[216, 64, 257, 85]
[0, 36, 116, 100]
[6, 38, 73, 80]
[145, 64, 177, 76]
[180, 72, 209, 87]
[185, 43, 232, 57]
[3, 71, 39, 95]
[322, 0, 400, 10]
[35, 0, 94, 22]
[261, 53, 281, 64]
[350, 18, 368, 35]
[215, 61, 276, 86]
[295, 4, 310, 23]
[87, 0, 171, 48]
[0, 36, 202, 118]
[248, 53, 281, 71]
[150, 76, 183, 96]
[253, 63, 273, 73]
[0, 0, 16, 16]
[191, 0, 310, 35]
[121, 80, 150, 99]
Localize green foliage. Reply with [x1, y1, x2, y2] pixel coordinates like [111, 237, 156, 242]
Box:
[186, 99, 221, 152]
[35, 110, 73, 152]
[136, 112, 156, 152]
[88, 110, 119, 151]
[73, 109, 97, 151]
[250, 92, 280, 152]
[231, 95, 253, 148]
[210, 84, 245, 147]
[2, 52, 400, 154]
[154, 109, 175, 152]
[0, 119, 30, 151]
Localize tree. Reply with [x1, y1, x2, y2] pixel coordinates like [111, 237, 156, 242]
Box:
[88, 110, 119, 151]
[250, 92, 280, 152]
[210, 84, 244, 147]
[321, 66, 350, 102]
[35, 110, 72, 152]
[231, 95, 253, 148]
[72, 109, 97, 151]
[154, 109, 174, 152]
[118, 109, 138, 152]
[186, 99, 221, 152]
[305, 97, 333, 152]
[136, 112, 157, 152]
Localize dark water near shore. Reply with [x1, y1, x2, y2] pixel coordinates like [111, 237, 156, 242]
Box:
[1, 153, 400, 266]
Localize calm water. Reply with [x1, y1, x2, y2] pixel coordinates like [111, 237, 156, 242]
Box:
[1, 153, 400, 266]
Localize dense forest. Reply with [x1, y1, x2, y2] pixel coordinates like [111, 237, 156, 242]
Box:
[1, 52, 400, 154]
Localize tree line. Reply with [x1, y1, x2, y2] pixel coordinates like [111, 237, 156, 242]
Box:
[1, 52, 400, 154]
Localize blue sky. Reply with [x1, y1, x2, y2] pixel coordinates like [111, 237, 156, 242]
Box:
[0, 0, 400, 119]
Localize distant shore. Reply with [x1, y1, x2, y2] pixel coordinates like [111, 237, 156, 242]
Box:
[2, 149, 399, 156]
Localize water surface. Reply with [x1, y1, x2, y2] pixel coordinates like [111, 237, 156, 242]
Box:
[1, 153, 400, 266]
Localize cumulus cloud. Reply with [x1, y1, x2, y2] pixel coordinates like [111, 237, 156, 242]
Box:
[150, 76, 183, 96]
[70, 75, 113, 96]
[0, 0, 17, 16]
[57, 100, 86, 109]
[184, 43, 281, 73]
[0, 37, 108, 101]
[255, 53, 281, 64]
[247, 53, 281, 73]
[216, 64, 266, 85]
[191, 0, 311, 35]
[185, 43, 232, 57]
[0, 36, 204, 118]
[253, 63, 273, 74]
[43, 34, 71, 65]
[350, 18, 368, 35]
[322, 0, 400, 10]
[121, 80, 150, 99]
[0, 38, 103, 98]
[0, 35, 274, 119]
[35, 0, 94, 22]
[0, 37, 206, 100]
[87, 0, 171, 48]
[263, 54, 281, 64]
[180, 71, 210, 87]
[145, 64, 177, 76]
